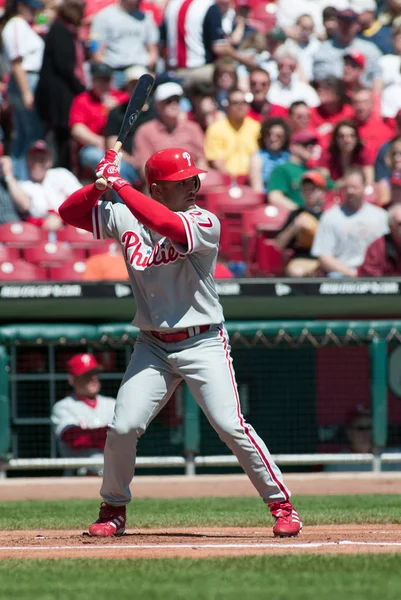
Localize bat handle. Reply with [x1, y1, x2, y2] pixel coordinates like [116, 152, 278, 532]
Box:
[95, 141, 123, 191]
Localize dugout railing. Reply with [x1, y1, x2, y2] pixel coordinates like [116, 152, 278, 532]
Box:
[0, 320, 401, 476]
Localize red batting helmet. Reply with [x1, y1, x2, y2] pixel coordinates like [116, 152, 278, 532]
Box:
[144, 148, 207, 187]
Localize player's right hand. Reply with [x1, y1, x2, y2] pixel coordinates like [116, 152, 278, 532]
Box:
[96, 149, 120, 178]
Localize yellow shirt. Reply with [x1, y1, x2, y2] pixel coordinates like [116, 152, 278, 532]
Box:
[204, 117, 261, 177]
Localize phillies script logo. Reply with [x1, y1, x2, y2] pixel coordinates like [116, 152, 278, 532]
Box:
[121, 231, 184, 270]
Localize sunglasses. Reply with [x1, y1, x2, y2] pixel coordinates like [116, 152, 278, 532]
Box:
[162, 96, 181, 105]
[351, 425, 371, 431]
[229, 100, 248, 106]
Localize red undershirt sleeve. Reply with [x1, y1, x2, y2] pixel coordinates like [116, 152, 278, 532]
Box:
[61, 426, 109, 450]
[118, 185, 187, 245]
[58, 184, 104, 232]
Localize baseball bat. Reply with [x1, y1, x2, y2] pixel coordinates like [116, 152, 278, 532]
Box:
[95, 73, 155, 190]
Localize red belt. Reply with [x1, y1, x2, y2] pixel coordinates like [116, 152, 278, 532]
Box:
[150, 325, 211, 343]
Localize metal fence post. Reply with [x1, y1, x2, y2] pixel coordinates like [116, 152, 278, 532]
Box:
[0, 344, 10, 476]
[183, 382, 200, 476]
[370, 337, 388, 472]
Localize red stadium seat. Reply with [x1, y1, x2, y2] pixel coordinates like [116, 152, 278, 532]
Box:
[0, 259, 47, 281]
[57, 225, 96, 247]
[204, 185, 264, 215]
[87, 240, 118, 256]
[248, 237, 285, 276]
[0, 245, 19, 261]
[22, 242, 85, 267]
[241, 204, 291, 264]
[0, 222, 46, 247]
[49, 259, 87, 281]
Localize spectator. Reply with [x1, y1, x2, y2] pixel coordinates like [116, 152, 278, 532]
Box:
[356, 0, 393, 55]
[276, 0, 332, 38]
[69, 62, 128, 174]
[161, 0, 256, 85]
[268, 129, 328, 210]
[322, 6, 339, 41]
[359, 204, 401, 275]
[275, 170, 326, 277]
[212, 56, 238, 110]
[283, 13, 321, 81]
[249, 118, 291, 194]
[380, 64, 401, 118]
[1, 0, 45, 180]
[375, 111, 401, 181]
[35, 0, 86, 170]
[287, 101, 311, 134]
[311, 166, 388, 277]
[313, 7, 383, 93]
[204, 88, 260, 179]
[7, 140, 81, 230]
[379, 20, 401, 89]
[0, 156, 23, 224]
[318, 120, 374, 185]
[246, 67, 288, 124]
[90, 0, 159, 89]
[185, 81, 225, 132]
[310, 77, 355, 146]
[352, 87, 394, 160]
[104, 66, 156, 193]
[132, 81, 207, 179]
[267, 48, 320, 109]
[377, 136, 401, 207]
[377, 0, 401, 28]
[324, 405, 401, 472]
[82, 242, 129, 281]
[51, 352, 115, 476]
[237, 30, 283, 82]
[342, 51, 367, 98]
[227, 0, 255, 47]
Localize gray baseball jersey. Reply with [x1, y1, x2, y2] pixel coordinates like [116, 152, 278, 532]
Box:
[92, 202, 225, 330]
[51, 394, 115, 458]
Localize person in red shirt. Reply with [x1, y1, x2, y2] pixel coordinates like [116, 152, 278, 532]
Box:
[69, 62, 128, 173]
[343, 51, 366, 98]
[318, 119, 373, 185]
[352, 87, 395, 163]
[359, 205, 401, 276]
[246, 67, 287, 123]
[310, 77, 355, 149]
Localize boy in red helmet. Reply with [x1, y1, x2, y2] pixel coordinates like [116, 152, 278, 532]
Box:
[58, 148, 302, 539]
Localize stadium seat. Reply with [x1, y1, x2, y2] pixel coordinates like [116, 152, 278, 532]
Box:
[0, 222, 46, 247]
[248, 236, 285, 276]
[0, 259, 47, 281]
[56, 225, 96, 248]
[22, 242, 85, 267]
[204, 185, 264, 215]
[49, 259, 87, 281]
[0, 244, 19, 262]
[241, 204, 291, 264]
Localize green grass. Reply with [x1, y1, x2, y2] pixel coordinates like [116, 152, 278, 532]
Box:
[1, 495, 400, 530]
[0, 555, 401, 600]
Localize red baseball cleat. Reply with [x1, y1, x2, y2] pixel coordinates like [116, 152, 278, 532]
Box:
[88, 502, 126, 537]
[268, 501, 302, 537]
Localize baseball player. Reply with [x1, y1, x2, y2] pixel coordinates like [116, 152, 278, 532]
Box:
[58, 147, 302, 538]
[51, 353, 116, 476]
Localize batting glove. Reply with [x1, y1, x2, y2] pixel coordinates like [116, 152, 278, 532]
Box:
[95, 150, 130, 192]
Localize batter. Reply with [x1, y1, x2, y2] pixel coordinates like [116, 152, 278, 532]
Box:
[59, 147, 302, 538]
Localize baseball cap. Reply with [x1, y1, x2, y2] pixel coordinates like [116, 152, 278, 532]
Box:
[346, 404, 371, 425]
[267, 27, 287, 42]
[154, 82, 184, 103]
[90, 62, 113, 79]
[301, 170, 327, 188]
[19, 0, 45, 9]
[67, 353, 103, 376]
[337, 8, 358, 21]
[27, 140, 51, 155]
[344, 50, 366, 69]
[291, 129, 319, 145]
[124, 65, 149, 84]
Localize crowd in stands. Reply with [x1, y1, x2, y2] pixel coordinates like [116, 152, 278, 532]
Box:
[2, 0, 401, 280]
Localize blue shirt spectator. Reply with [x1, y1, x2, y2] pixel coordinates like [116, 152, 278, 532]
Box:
[249, 118, 291, 194]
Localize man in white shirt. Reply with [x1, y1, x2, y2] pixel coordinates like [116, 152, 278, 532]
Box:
[267, 48, 320, 108]
[283, 14, 321, 82]
[311, 166, 389, 277]
[8, 140, 82, 230]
